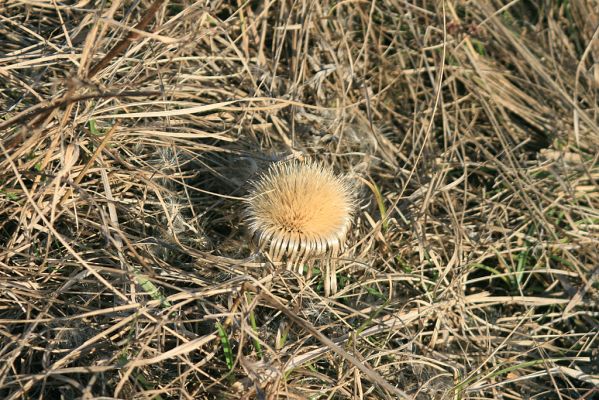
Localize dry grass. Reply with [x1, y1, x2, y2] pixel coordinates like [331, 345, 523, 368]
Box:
[0, 1, 598, 399]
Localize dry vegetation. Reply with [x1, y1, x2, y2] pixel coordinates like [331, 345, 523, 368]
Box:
[1, 0, 598, 399]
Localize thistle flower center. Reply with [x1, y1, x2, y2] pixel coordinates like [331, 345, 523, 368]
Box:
[246, 160, 354, 262]
[262, 182, 348, 236]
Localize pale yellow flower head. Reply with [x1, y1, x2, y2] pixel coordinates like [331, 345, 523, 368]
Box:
[245, 160, 355, 262]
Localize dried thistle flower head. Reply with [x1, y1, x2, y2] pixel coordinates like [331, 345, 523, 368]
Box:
[245, 159, 355, 295]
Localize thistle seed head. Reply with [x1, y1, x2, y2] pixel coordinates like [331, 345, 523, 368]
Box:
[245, 160, 355, 262]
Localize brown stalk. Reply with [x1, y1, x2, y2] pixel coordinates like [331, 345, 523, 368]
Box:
[0, 90, 159, 133]
[87, 0, 167, 78]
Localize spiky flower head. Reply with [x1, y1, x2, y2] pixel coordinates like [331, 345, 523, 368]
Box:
[245, 160, 355, 263]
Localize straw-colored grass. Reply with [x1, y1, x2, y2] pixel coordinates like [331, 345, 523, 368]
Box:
[1, 1, 597, 399]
